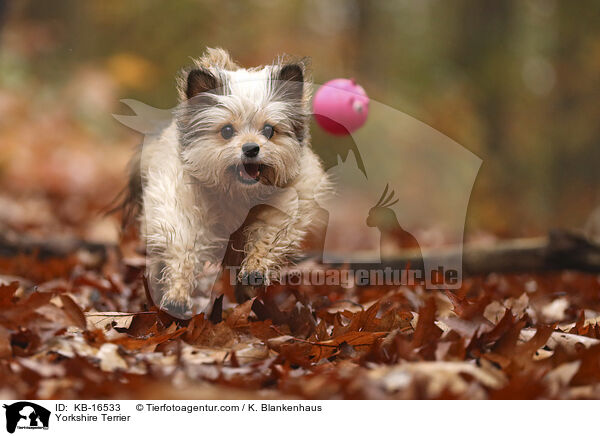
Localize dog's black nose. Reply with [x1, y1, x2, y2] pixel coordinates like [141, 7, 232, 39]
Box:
[242, 142, 260, 157]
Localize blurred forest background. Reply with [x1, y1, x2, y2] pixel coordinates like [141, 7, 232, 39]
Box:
[1, 0, 599, 245]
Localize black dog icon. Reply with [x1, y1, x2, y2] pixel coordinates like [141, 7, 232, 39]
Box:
[3, 402, 50, 433]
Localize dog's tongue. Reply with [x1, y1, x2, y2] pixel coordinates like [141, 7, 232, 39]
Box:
[242, 163, 260, 179]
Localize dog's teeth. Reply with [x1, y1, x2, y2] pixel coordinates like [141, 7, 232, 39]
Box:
[242, 163, 260, 179]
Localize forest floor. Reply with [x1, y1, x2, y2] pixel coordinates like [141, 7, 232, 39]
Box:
[3, 85, 600, 400]
[3, 222, 600, 399]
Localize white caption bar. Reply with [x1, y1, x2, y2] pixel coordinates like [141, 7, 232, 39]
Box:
[0, 400, 594, 435]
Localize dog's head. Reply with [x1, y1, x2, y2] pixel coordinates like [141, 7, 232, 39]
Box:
[174, 48, 311, 195]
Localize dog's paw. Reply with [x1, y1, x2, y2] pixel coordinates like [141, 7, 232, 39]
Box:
[239, 258, 273, 286]
[235, 268, 271, 303]
[159, 286, 193, 318]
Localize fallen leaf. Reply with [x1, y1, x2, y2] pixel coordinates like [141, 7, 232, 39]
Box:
[60, 294, 87, 330]
[85, 312, 135, 331]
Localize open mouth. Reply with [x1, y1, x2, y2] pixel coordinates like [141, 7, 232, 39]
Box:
[233, 163, 263, 185]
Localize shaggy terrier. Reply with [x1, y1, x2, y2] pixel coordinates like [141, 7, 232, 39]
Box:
[125, 48, 328, 317]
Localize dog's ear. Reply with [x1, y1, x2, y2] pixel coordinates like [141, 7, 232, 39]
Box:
[278, 63, 304, 84]
[185, 68, 221, 99]
[274, 60, 309, 102]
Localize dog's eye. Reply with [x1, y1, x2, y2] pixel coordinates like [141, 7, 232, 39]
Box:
[262, 124, 274, 139]
[220, 124, 235, 140]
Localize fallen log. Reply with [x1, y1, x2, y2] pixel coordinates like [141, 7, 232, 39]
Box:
[1, 230, 599, 278]
[315, 230, 600, 276]
[0, 237, 111, 265]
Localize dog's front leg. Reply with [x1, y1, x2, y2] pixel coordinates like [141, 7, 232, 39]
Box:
[237, 198, 316, 300]
[142, 170, 210, 316]
[146, 242, 202, 315]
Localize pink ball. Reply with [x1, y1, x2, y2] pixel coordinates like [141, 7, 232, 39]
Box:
[313, 78, 369, 135]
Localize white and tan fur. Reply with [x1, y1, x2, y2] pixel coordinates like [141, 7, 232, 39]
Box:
[131, 48, 327, 316]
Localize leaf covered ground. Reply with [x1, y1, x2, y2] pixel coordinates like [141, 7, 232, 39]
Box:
[3, 246, 600, 400]
[2, 77, 600, 400]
